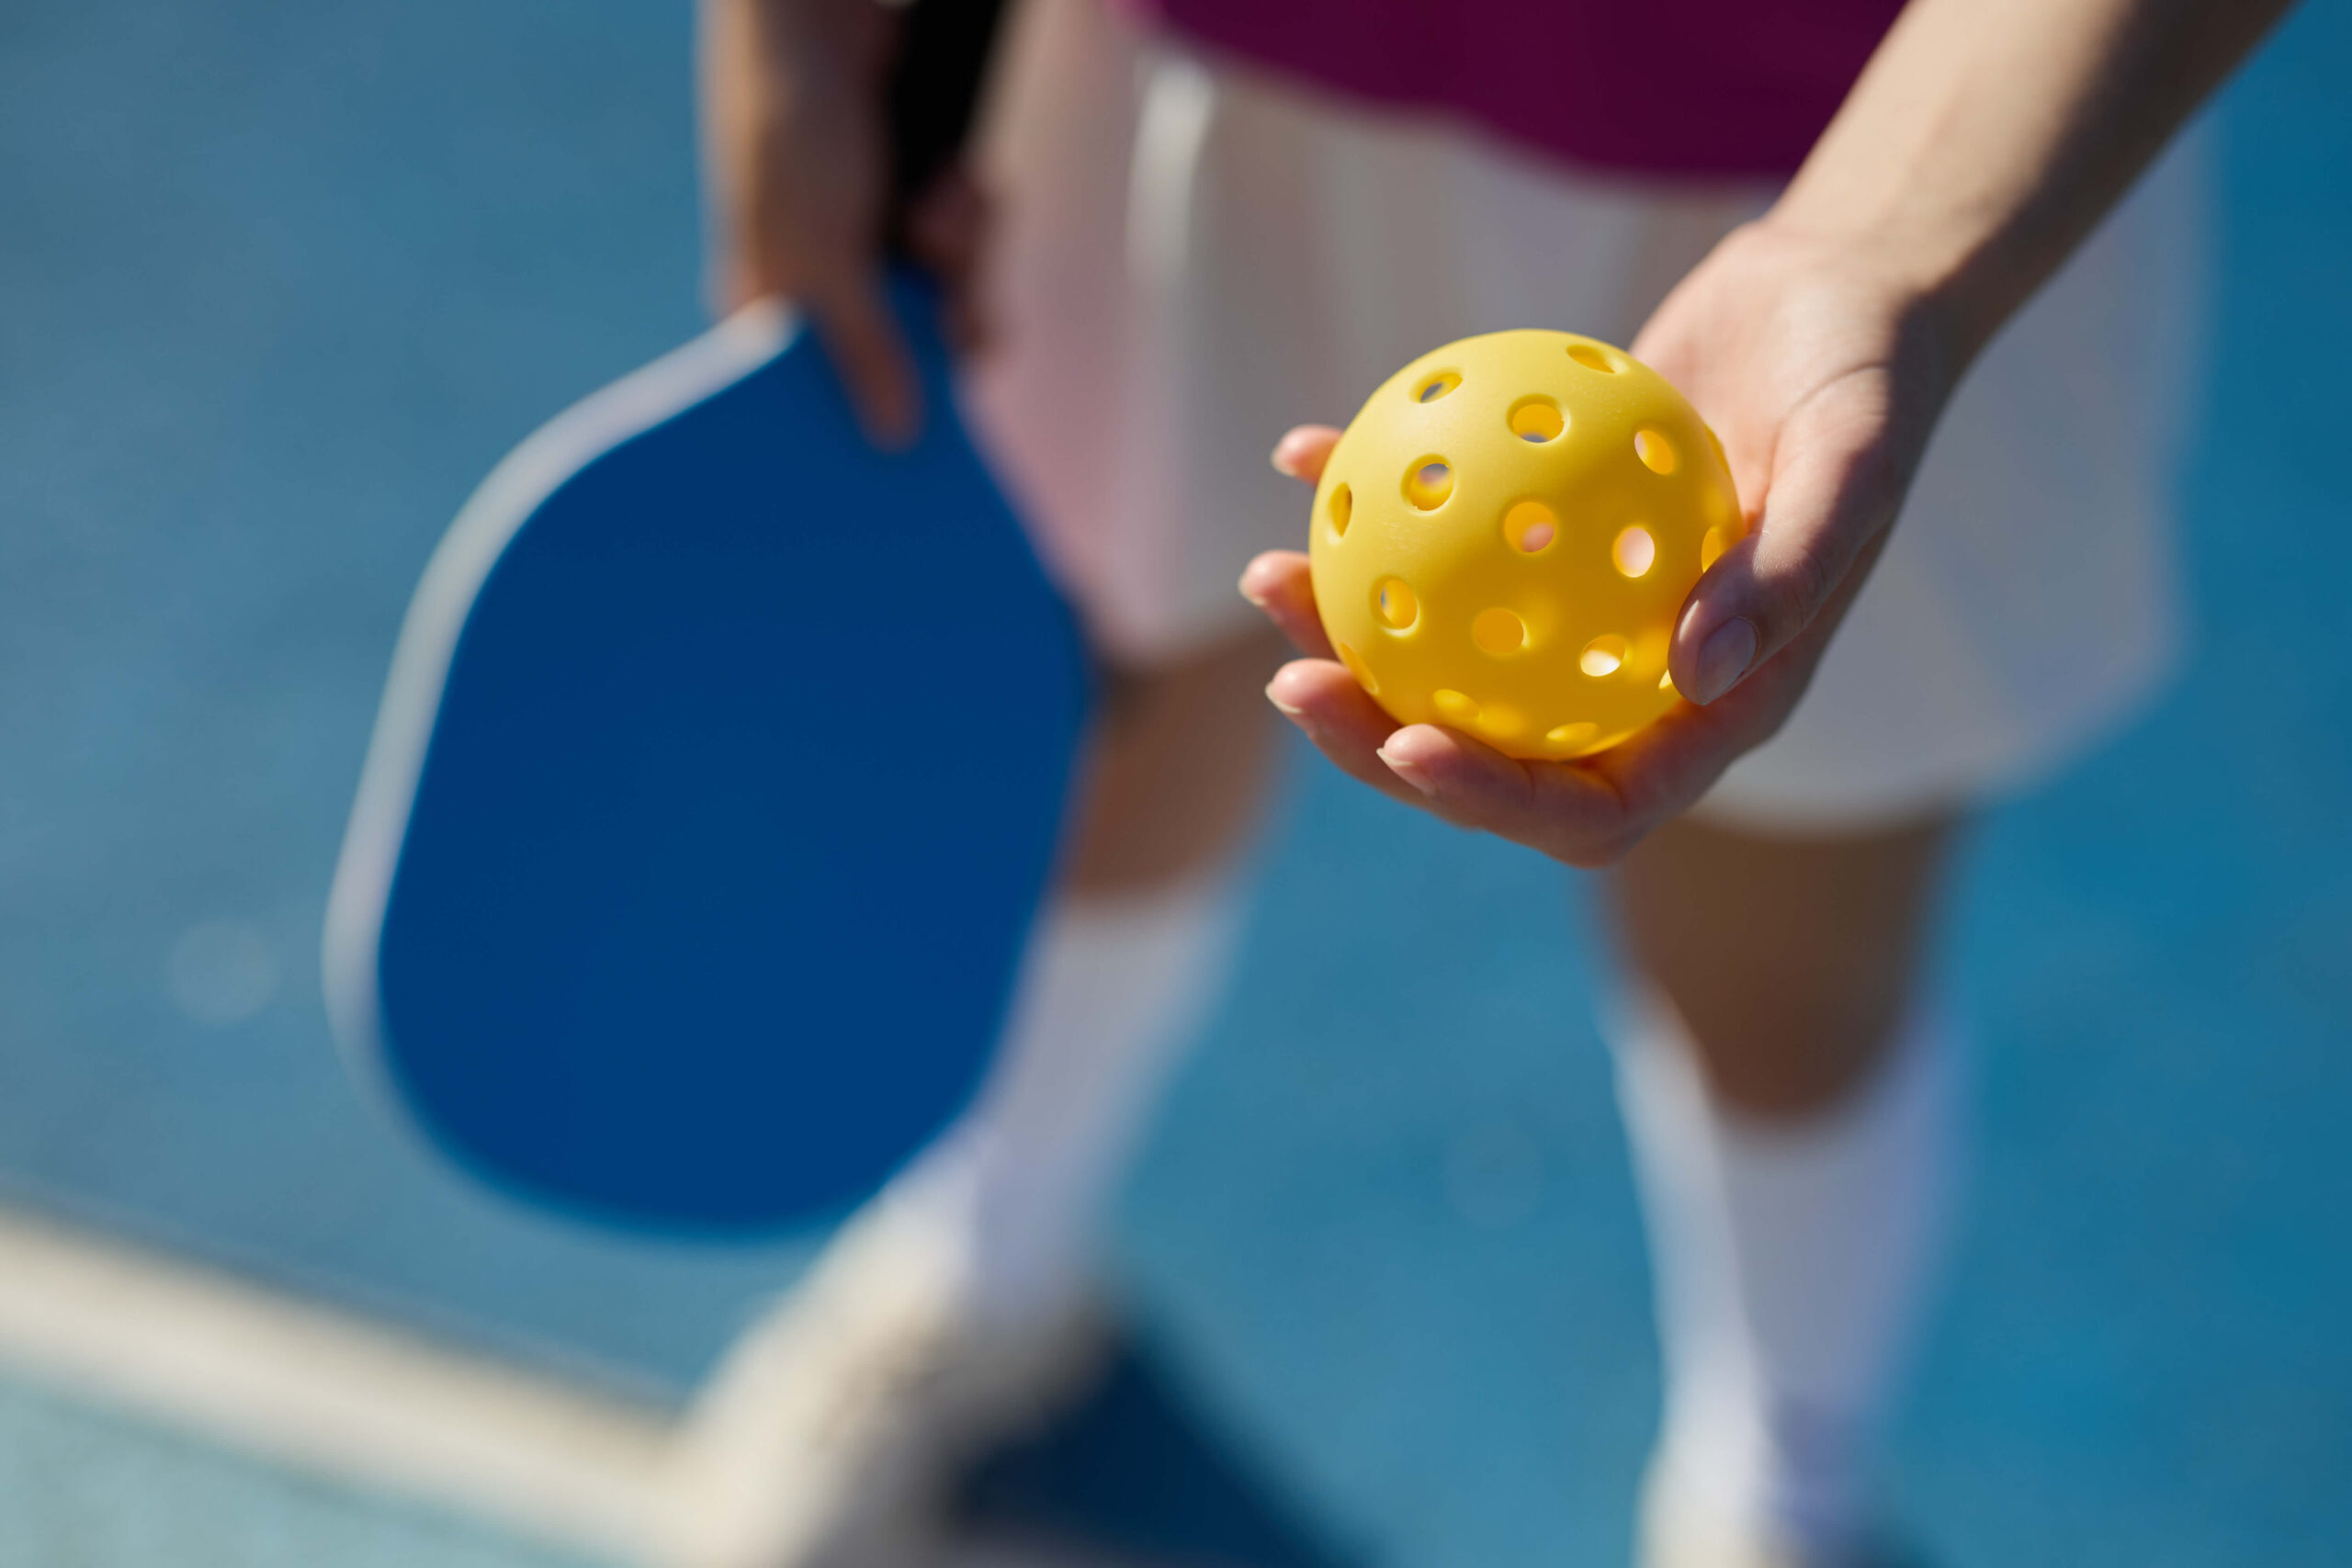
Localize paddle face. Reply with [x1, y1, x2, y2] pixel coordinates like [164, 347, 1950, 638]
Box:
[325, 277, 1089, 1233]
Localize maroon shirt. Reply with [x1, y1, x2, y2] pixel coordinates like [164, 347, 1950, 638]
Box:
[1137, 0, 1906, 178]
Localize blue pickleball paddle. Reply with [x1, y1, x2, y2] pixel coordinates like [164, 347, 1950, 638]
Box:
[323, 275, 1089, 1234]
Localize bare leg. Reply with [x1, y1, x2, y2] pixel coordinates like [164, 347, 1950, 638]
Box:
[661, 629, 1293, 1568]
[1608, 813, 1956, 1115]
[1604, 812, 1962, 1562]
[1061, 626, 1293, 896]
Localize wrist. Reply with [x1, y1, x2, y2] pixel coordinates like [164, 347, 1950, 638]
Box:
[1745, 204, 1985, 403]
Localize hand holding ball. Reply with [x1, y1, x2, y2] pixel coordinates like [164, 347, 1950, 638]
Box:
[1308, 331, 1745, 760]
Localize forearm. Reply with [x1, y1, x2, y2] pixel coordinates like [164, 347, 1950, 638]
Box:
[700, 0, 887, 118]
[697, 0, 921, 437]
[1772, 0, 2292, 361]
[703, 0, 876, 61]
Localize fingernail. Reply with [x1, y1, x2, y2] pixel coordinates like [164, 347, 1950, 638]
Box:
[1238, 571, 1269, 607]
[1264, 682, 1305, 717]
[1268, 442, 1297, 477]
[1378, 746, 1437, 796]
[1686, 617, 1758, 705]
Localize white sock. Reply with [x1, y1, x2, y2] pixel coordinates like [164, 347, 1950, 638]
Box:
[1609, 985, 1962, 1559]
[882, 867, 1247, 1330]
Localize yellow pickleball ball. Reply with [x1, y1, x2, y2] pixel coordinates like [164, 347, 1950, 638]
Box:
[1309, 330, 1746, 761]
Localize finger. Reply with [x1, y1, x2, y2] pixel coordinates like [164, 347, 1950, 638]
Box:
[1668, 373, 1901, 705]
[941, 286, 990, 359]
[1264, 660, 1430, 810]
[1562, 689, 1766, 849]
[905, 167, 993, 354]
[1238, 551, 1334, 660]
[1374, 725, 1643, 865]
[1270, 425, 1341, 482]
[807, 269, 922, 448]
[1571, 581, 1852, 838]
[905, 165, 989, 286]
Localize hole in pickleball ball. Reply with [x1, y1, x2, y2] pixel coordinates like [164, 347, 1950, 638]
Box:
[1416, 371, 1462, 403]
[1567, 344, 1618, 374]
[1329, 483, 1352, 539]
[1503, 500, 1556, 554]
[1701, 526, 1726, 570]
[1376, 578, 1419, 631]
[1635, 428, 1678, 475]
[1580, 635, 1628, 677]
[1404, 457, 1454, 511]
[1508, 397, 1566, 443]
[1472, 607, 1527, 656]
[1337, 642, 1379, 694]
[1433, 689, 1480, 725]
[1612, 526, 1656, 578]
[1545, 721, 1599, 752]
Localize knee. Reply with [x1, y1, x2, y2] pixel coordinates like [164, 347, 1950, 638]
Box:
[1668, 963, 1915, 1120]
[1062, 628, 1288, 896]
[1607, 814, 1957, 1122]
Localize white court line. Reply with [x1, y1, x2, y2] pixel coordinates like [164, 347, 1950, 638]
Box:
[0, 1201, 674, 1562]
[0, 1204, 1147, 1568]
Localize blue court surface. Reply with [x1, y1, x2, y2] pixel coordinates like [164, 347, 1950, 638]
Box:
[3, 2, 2349, 1564]
[0, 1378, 599, 1568]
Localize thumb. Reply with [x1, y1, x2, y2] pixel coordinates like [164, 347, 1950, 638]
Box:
[1668, 393, 1905, 705]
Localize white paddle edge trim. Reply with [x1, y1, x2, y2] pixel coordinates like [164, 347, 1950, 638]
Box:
[321, 301, 799, 1148]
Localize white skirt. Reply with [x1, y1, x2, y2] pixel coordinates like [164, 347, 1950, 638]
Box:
[965, 0, 2208, 832]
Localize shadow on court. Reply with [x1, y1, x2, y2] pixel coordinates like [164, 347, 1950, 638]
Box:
[961, 1334, 1363, 1568]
